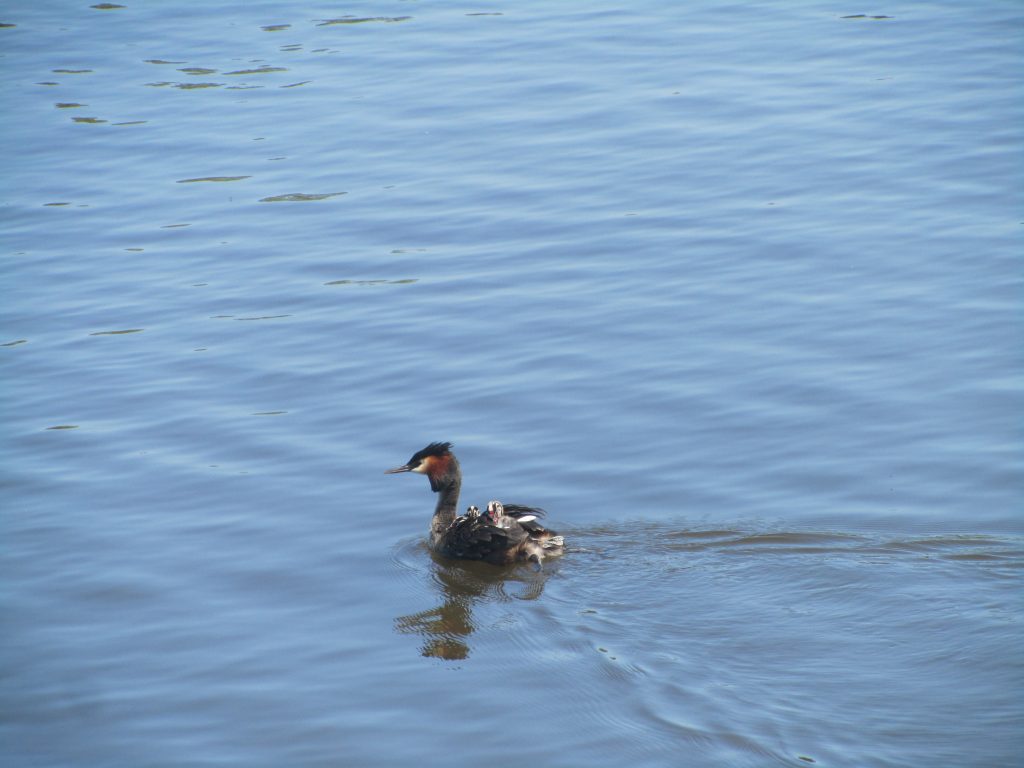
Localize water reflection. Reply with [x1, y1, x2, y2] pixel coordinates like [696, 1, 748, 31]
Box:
[394, 552, 551, 661]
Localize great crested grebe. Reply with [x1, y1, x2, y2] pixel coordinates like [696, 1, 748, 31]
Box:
[385, 442, 565, 567]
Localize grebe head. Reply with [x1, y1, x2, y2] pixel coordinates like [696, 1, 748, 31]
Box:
[385, 441, 459, 492]
[485, 500, 504, 524]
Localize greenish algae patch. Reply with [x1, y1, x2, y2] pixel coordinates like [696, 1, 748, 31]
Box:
[324, 279, 417, 286]
[177, 176, 251, 183]
[317, 16, 411, 26]
[224, 66, 288, 75]
[260, 192, 346, 202]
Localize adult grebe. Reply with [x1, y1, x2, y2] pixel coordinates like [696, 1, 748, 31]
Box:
[385, 442, 565, 567]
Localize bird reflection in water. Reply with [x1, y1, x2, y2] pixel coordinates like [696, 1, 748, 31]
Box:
[394, 550, 553, 660]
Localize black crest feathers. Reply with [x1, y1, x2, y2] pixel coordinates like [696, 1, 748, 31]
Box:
[409, 441, 452, 464]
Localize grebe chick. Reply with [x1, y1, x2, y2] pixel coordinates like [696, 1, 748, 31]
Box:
[385, 442, 565, 567]
[484, 500, 538, 528]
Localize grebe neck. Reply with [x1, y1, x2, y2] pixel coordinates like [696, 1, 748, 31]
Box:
[430, 476, 461, 539]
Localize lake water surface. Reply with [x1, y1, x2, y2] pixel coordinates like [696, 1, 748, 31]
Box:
[2, 2, 1022, 766]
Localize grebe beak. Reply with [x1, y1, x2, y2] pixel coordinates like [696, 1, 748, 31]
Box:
[384, 464, 413, 474]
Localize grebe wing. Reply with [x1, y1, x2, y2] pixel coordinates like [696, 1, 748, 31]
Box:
[443, 514, 527, 560]
[517, 517, 548, 535]
[501, 504, 546, 519]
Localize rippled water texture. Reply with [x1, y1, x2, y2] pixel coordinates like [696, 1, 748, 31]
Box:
[2, 2, 1022, 766]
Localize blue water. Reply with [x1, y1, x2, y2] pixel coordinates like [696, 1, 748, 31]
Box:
[2, 2, 1022, 766]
